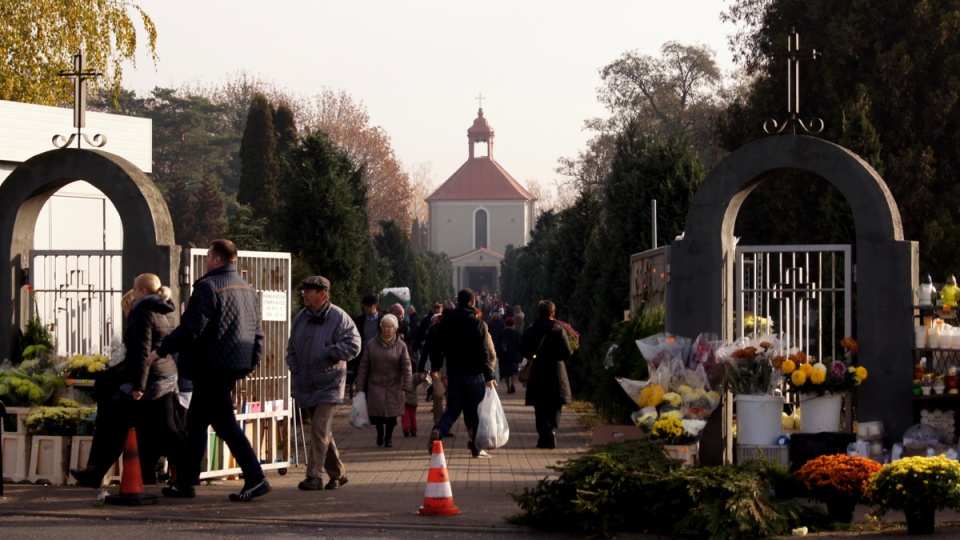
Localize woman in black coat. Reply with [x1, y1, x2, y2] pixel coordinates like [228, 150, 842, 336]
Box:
[71, 274, 186, 487]
[498, 317, 523, 393]
[520, 300, 573, 449]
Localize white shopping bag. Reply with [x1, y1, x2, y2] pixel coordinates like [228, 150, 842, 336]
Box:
[475, 387, 510, 449]
[349, 391, 371, 428]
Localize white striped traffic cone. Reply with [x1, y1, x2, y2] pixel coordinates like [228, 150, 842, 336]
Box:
[418, 440, 460, 516]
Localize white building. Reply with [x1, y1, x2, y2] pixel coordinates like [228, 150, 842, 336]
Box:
[426, 109, 536, 293]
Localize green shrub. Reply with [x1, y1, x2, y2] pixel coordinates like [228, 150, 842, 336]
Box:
[589, 307, 664, 423]
[510, 439, 816, 538]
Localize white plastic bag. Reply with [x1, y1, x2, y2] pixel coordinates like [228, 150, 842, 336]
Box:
[349, 391, 371, 428]
[475, 387, 509, 449]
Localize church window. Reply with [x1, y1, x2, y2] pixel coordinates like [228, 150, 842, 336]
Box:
[474, 208, 488, 249]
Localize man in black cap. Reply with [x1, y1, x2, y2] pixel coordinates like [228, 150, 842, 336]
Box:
[287, 275, 361, 491]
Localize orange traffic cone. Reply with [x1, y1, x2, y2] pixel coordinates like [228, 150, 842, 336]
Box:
[418, 440, 460, 516]
[106, 428, 158, 506]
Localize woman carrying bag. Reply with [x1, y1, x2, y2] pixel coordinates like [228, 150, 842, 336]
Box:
[520, 300, 573, 449]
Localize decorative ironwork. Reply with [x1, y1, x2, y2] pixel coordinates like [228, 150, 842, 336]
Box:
[764, 28, 824, 135]
[53, 51, 107, 149]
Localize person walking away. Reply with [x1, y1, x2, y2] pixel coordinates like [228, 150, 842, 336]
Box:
[414, 302, 442, 401]
[147, 239, 269, 502]
[419, 313, 447, 429]
[287, 276, 361, 490]
[355, 314, 413, 447]
[429, 289, 497, 458]
[499, 317, 523, 394]
[351, 295, 381, 397]
[521, 300, 573, 449]
[512, 305, 525, 331]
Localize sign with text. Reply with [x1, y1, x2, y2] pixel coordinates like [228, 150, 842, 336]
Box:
[261, 290, 287, 322]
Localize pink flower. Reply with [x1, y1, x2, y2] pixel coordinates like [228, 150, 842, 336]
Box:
[830, 359, 846, 378]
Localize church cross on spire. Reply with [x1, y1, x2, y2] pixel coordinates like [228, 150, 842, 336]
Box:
[475, 92, 485, 113]
[53, 50, 108, 149]
[763, 28, 824, 135]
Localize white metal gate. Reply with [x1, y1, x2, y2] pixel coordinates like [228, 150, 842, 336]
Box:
[735, 245, 852, 357]
[182, 248, 292, 478]
[28, 250, 124, 356]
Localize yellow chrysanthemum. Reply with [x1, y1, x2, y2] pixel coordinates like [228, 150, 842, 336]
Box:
[781, 359, 796, 374]
[855, 366, 868, 381]
[792, 370, 807, 385]
[800, 363, 814, 376]
[810, 369, 827, 384]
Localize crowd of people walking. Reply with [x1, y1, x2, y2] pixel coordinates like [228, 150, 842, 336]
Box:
[69, 238, 578, 502]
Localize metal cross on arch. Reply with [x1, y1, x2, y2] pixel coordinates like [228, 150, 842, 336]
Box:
[764, 28, 825, 135]
[53, 51, 108, 149]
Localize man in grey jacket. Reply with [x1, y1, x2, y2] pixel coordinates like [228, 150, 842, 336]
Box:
[287, 276, 361, 491]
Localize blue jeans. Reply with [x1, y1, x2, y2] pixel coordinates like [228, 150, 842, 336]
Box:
[436, 374, 486, 438]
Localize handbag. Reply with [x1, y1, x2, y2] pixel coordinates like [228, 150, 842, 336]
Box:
[518, 335, 546, 384]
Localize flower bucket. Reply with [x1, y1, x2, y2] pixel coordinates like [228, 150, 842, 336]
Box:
[906, 506, 936, 535]
[799, 393, 842, 433]
[735, 394, 783, 446]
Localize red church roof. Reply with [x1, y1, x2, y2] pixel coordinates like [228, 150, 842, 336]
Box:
[426, 108, 536, 202]
[426, 156, 535, 201]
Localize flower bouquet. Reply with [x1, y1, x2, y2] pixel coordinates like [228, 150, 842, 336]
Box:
[0, 354, 64, 406]
[867, 455, 960, 534]
[717, 336, 781, 395]
[555, 319, 580, 351]
[60, 354, 109, 380]
[24, 398, 97, 436]
[796, 454, 882, 522]
[623, 334, 721, 444]
[781, 338, 867, 396]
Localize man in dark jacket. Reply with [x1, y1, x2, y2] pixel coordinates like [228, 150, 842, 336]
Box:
[148, 239, 270, 502]
[429, 288, 496, 458]
[349, 295, 381, 396]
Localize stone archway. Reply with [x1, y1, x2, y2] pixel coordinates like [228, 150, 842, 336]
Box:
[0, 148, 178, 360]
[666, 134, 917, 445]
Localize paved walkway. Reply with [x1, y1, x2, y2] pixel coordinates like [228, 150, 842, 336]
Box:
[0, 384, 590, 534]
[6, 385, 960, 537]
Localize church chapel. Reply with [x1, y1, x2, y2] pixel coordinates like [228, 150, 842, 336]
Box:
[426, 108, 536, 293]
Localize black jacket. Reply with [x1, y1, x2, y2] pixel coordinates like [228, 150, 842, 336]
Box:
[157, 264, 264, 381]
[430, 305, 493, 381]
[125, 294, 178, 392]
[521, 319, 573, 406]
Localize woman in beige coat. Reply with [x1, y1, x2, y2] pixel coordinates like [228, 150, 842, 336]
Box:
[355, 314, 413, 447]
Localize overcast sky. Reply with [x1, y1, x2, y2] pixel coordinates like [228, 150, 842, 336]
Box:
[121, 1, 738, 193]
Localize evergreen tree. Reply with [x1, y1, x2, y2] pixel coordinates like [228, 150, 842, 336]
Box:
[280, 130, 367, 306]
[191, 174, 227, 247]
[238, 92, 280, 226]
[274, 102, 298, 154]
[374, 219, 418, 301]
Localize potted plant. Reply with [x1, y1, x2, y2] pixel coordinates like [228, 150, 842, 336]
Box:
[795, 454, 882, 523]
[779, 337, 868, 433]
[866, 455, 960, 535]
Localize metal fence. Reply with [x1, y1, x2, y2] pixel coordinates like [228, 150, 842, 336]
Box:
[182, 248, 292, 477]
[28, 250, 124, 357]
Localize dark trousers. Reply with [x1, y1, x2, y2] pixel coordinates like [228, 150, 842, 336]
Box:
[86, 391, 185, 484]
[436, 374, 486, 437]
[178, 378, 263, 488]
[135, 392, 186, 482]
[534, 404, 561, 441]
[86, 392, 134, 480]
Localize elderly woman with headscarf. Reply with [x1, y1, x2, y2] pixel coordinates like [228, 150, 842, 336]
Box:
[355, 314, 414, 448]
